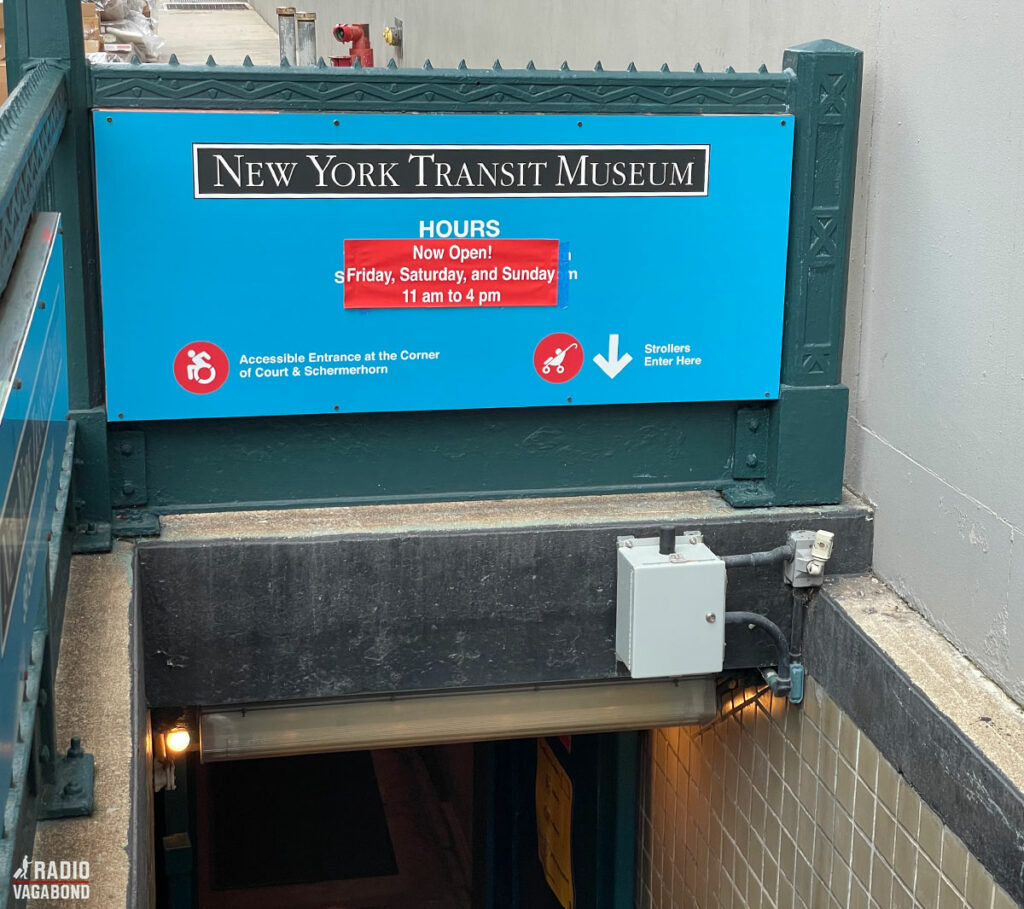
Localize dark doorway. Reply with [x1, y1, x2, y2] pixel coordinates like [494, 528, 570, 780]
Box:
[156, 733, 636, 909]
[204, 751, 398, 890]
[193, 747, 473, 909]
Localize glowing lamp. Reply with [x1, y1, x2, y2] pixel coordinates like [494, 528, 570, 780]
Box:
[165, 727, 191, 753]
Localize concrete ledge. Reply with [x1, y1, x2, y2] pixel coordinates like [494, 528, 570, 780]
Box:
[157, 489, 871, 541]
[29, 546, 135, 908]
[138, 492, 873, 706]
[809, 575, 1024, 904]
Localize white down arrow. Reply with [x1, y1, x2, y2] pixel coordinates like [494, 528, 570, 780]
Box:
[593, 334, 633, 379]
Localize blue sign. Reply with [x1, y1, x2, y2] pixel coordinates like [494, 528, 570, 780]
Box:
[93, 111, 794, 421]
[0, 216, 68, 799]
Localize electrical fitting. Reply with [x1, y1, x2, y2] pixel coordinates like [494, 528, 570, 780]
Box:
[615, 527, 726, 679]
[613, 527, 837, 706]
[784, 529, 835, 587]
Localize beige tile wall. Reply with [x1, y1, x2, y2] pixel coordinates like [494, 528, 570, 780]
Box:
[637, 676, 1017, 909]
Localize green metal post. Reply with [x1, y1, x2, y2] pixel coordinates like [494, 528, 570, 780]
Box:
[724, 39, 862, 507]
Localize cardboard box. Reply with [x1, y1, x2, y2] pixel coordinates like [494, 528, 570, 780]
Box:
[84, 38, 102, 53]
[82, 2, 100, 48]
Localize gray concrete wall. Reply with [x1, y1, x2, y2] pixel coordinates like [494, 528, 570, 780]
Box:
[250, 1, 1024, 704]
[249, 1, 871, 74]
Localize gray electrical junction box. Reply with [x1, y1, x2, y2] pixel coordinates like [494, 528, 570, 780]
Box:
[615, 532, 727, 679]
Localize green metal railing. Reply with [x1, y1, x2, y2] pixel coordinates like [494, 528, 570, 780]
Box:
[2, 25, 864, 536]
[0, 63, 67, 293]
[0, 54, 93, 906]
[71, 41, 862, 533]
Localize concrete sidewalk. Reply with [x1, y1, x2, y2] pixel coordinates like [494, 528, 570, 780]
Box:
[155, 0, 279, 65]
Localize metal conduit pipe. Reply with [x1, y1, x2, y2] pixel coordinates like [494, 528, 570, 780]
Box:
[725, 611, 792, 696]
[789, 587, 815, 664]
[722, 543, 795, 570]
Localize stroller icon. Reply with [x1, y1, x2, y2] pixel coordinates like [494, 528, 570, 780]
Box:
[542, 343, 579, 375]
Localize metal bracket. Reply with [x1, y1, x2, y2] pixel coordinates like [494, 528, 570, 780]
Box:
[721, 480, 771, 507]
[732, 406, 770, 479]
[109, 429, 148, 507]
[112, 508, 161, 538]
[107, 430, 160, 537]
[72, 520, 112, 553]
[38, 737, 95, 819]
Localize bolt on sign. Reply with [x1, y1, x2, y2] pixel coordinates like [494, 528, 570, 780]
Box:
[93, 111, 794, 420]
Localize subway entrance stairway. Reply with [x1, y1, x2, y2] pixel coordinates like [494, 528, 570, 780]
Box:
[33, 494, 1024, 908]
[2, 8, 1024, 907]
[37, 492, 878, 908]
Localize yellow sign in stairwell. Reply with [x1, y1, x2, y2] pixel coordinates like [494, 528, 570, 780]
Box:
[536, 738, 574, 909]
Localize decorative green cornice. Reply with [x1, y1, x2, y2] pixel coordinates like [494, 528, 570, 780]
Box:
[89, 60, 793, 114]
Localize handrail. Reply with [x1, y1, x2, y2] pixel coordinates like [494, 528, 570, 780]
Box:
[0, 61, 68, 297]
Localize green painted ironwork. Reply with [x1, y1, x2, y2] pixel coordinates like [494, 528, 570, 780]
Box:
[0, 0, 97, 892]
[0, 34, 869, 522]
[779, 40, 863, 388]
[79, 43, 861, 516]
[0, 405, 87, 908]
[0, 63, 67, 297]
[89, 57, 793, 113]
[4, 0, 111, 541]
[723, 40, 862, 507]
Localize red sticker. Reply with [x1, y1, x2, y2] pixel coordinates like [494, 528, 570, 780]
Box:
[534, 333, 583, 384]
[343, 239, 559, 309]
[174, 342, 229, 394]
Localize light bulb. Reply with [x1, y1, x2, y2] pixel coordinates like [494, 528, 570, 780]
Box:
[165, 727, 191, 753]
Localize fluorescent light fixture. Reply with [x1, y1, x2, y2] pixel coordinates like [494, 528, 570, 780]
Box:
[199, 678, 717, 761]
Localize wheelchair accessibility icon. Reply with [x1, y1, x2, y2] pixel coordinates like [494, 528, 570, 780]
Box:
[187, 349, 217, 385]
[174, 341, 229, 394]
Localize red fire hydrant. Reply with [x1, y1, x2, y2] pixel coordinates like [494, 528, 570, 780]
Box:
[331, 23, 374, 67]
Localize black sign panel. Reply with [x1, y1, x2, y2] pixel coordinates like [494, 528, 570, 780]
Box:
[193, 144, 709, 198]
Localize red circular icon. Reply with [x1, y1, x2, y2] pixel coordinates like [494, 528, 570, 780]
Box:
[173, 342, 229, 394]
[534, 333, 584, 384]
